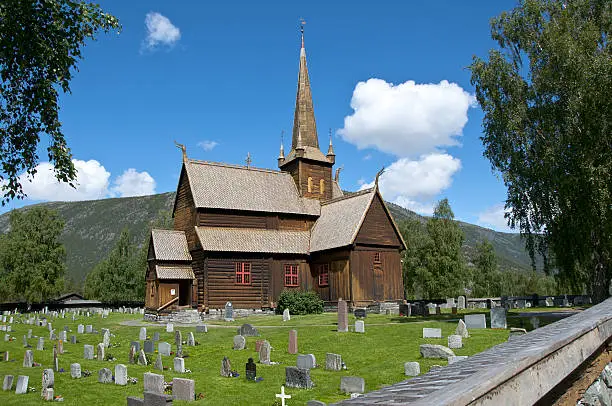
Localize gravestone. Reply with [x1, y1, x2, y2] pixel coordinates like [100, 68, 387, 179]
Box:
[297, 354, 316, 369]
[457, 296, 466, 309]
[4, 333, 10, 342]
[283, 308, 291, 322]
[285, 366, 313, 389]
[158, 342, 171, 356]
[15, 375, 29, 395]
[448, 355, 469, 364]
[173, 377, 195, 401]
[447, 335, 463, 349]
[224, 302, 234, 321]
[337, 299, 348, 332]
[355, 320, 365, 333]
[97, 343, 105, 361]
[115, 364, 128, 385]
[23, 350, 33, 367]
[37, 337, 44, 350]
[404, 362, 420, 376]
[102, 329, 110, 348]
[464, 314, 486, 329]
[259, 340, 271, 365]
[84, 345, 94, 360]
[71, 335, 77, 344]
[3, 375, 13, 391]
[288, 330, 298, 354]
[59, 331, 67, 342]
[238, 324, 259, 337]
[545, 297, 554, 307]
[455, 319, 469, 338]
[246, 357, 256, 381]
[154, 353, 163, 371]
[130, 341, 141, 353]
[325, 353, 343, 371]
[341, 376, 365, 394]
[174, 357, 185, 373]
[139, 327, 147, 341]
[255, 339, 265, 353]
[49, 330, 56, 340]
[419, 344, 455, 359]
[41, 368, 54, 396]
[70, 363, 81, 379]
[427, 304, 436, 315]
[196, 325, 207, 333]
[144, 340, 154, 353]
[3, 350, 7, 361]
[423, 328, 442, 338]
[53, 346, 59, 371]
[517, 299, 526, 308]
[143, 392, 173, 405]
[166, 323, 174, 333]
[354, 309, 367, 318]
[57, 340, 64, 355]
[490, 308, 507, 329]
[144, 372, 165, 394]
[128, 345, 136, 364]
[153, 332, 160, 341]
[175, 330, 182, 347]
[221, 357, 232, 377]
[85, 325, 93, 333]
[186, 332, 195, 346]
[233, 335, 246, 350]
[138, 349, 148, 366]
[27, 329, 32, 339]
[399, 304, 411, 317]
[43, 388, 54, 401]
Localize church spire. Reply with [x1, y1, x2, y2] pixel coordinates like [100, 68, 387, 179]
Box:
[291, 20, 319, 150]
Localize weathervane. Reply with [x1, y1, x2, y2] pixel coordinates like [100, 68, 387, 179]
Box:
[245, 152, 252, 168]
[300, 18, 306, 47]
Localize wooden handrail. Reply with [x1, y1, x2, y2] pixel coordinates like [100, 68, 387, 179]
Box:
[157, 297, 179, 312]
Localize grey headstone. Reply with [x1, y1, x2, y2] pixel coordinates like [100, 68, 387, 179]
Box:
[143, 391, 173, 406]
[419, 344, 455, 359]
[258, 340, 271, 365]
[174, 357, 185, 373]
[404, 362, 420, 376]
[154, 353, 163, 371]
[447, 334, 463, 349]
[158, 342, 171, 356]
[233, 335, 246, 350]
[153, 332, 160, 341]
[97, 343, 105, 361]
[85, 325, 93, 333]
[457, 296, 466, 309]
[59, 331, 67, 342]
[3, 375, 13, 391]
[27, 329, 32, 339]
[37, 337, 44, 351]
[144, 372, 165, 394]
[71, 335, 77, 344]
[455, 319, 469, 338]
[41, 368, 54, 396]
[22, 335, 28, 347]
[114, 364, 128, 385]
[97, 367, 112, 384]
[195, 325, 208, 333]
[337, 299, 348, 332]
[166, 323, 174, 333]
[464, 314, 486, 329]
[490, 308, 507, 329]
[423, 328, 442, 338]
[139, 327, 147, 341]
[174, 330, 182, 347]
[285, 366, 313, 389]
[341, 376, 365, 394]
[15, 375, 29, 395]
[144, 340, 154, 353]
[70, 363, 81, 379]
[23, 350, 33, 367]
[238, 324, 259, 337]
[220, 356, 231, 377]
[355, 320, 365, 333]
[224, 302, 234, 321]
[283, 308, 291, 321]
[297, 354, 316, 369]
[186, 332, 195, 346]
[325, 353, 343, 371]
[172, 377, 195, 401]
[102, 329, 111, 348]
[84, 344, 94, 360]
[130, 341, 141, 353]
[127, 396, 144, 406]
[138, 349, 148, 366]
[43, 388, 54, 401]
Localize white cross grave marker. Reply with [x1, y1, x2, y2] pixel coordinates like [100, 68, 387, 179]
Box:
[276, 385, 291, 406]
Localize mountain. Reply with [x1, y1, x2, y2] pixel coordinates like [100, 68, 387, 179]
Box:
[0, 192, 536, 288]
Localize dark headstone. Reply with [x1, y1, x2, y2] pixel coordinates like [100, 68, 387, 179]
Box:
[127, 396, 145, 406]
[353, 309, 366, 318]
[285, 366, 313, 389]
[238, 324, 259, 337]
[143, 391, 173, 405]
[220, 356, 231, 377]
[130, 341, 141, 353]
[153, 332, 160, 341]
[144, 340, 154, 354]
[399, 304, 411, 317]
[246, 357, 256, 381]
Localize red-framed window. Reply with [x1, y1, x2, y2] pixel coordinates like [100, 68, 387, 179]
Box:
[374, 252, 381, 263]
[235, 262, 251, 285]
[317, 263, 329, 287]
[284, 264, 299, 287]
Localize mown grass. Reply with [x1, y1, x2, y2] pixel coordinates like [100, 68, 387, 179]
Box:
[0, 311, 513, 405]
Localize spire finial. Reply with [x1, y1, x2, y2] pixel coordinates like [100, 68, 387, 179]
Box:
[279, 131, 285, 159]
[174, 140, 187, 163]
[245, 152, 252, 168]
[327, 128, 335, 156]
[296, 128, 304, 149]
[300, 18, 306, 49]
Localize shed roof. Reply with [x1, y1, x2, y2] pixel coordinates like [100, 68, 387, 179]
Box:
[195, 226, 310, 254]
[155, 265, 196, 280]
[151, 229, 192, 261]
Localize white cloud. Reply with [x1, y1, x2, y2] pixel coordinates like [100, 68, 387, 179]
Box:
[359, 153, 461, 215]
[144, 12, 181, 50]
[198, 140, 219, 151]
[477, 204, 516, 232]
[338, 78, 475, 156]
[20, 159, 111, 201]
[111, 168, 156, 198]
[363, 154, 372, 161]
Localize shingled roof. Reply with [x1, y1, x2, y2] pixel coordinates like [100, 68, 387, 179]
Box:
[184, 160, 320, 216]
[151, 229, 192, 261]
[155, 265, 195, 280]
[195, 227, 310, 254]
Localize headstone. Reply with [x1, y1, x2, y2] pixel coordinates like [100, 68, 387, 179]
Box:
[139, 327, 147, 341]
[174, 357, 185, 373]
[144, 372, 165, 394]
[174, 330, 182, 347]
[4, 333, 10, 342]
[130, 341, 141, 353]
[233, 335, 246, 350]
[354, 308, 367, 319]
[246, 357, 256, 381]
[337, 299, 348, 332]
[288, 330, 298, 354]
[3, 375, 14, 391]
[423, 328, 442, 338]
[224, 302, 234, 321]
[57, 340, 64, 355]
[85, 325, 93, 333]
[517, 299, 526, 308]
[355, 320, 365, 333]
[43, 388, 54, 401]
[545, 297, 554, 307]
[37, 337, 44, 350]
[23, 350, 33, 367]
[283, 308, 291, 321]
[447, 335, 463, 349]
[427, 304, 436, 315]
[399, 304, 411, 316]
[143, 392, 173, 405]
[285, 366, 313, 389]
[115, 364, 128, 385]
[97, 343, 105, 361]
[195, 325, 208, 333]
[128, 346, 136, 364]
[448, 355, 469, 364]
[220, 356, 232, 377]
[297, 354, 316, 369]
[455, 319, 469, 338]
[59, 331, 67, 342]
[153, 332, 160, 341]
[490, 308, 507, 329]
[3, 350, 8, 361]
[419, 344, 455, 359]
[53, 346, 59, 371]
[27, 329, 32, 339]
[173, 377, 195, 401]
[70, 363, 81, 379]
[404, 362, 420, 376]
[144, 340, 154, 353]
[166, 323, 174, 333]
[341, 376, 365, 394]
[530, 316, 540, 329]
[186, 332, 195, 346]
[158, 342, 171, 356]
[464, 314, 486, 329]
[457, 296, 466, 309]
[325, 353, 343, 371]
[15, 375, 29, 395]
[238, 324, 259, 337]
[258, 340, 271, 365]
[71, 335, 77, 344]
[84, 344, 94, 359]
[41, 368, 54, 396]
[138, 349, 148, 366]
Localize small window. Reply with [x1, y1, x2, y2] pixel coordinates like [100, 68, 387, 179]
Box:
[318, 263, 329, 287]
[284, 264, 299, 287]
[307, 177, 313, 193]
[374, 252, 381, 263]
[319, 179, 325, 195]
[235, 262, 251, 285]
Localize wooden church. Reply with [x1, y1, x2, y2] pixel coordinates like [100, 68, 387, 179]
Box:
[145, 31, 406, 313]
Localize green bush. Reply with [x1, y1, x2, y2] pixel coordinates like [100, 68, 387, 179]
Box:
[276, 290, 324, 315]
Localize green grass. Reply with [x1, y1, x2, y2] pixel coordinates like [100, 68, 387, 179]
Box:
[0, 311, 511, 405]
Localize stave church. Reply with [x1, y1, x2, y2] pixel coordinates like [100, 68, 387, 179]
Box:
[144, 30, 406, 313]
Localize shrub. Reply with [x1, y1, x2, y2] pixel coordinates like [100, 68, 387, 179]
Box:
[276, 290, 324, 315]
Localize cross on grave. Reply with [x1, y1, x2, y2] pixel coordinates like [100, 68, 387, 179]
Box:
[276, 385, 291, 406]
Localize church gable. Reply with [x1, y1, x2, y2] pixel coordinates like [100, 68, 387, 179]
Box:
[354, 192, 405, 248]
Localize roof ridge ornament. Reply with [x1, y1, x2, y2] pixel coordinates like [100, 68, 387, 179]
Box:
[174, 141, 187, 163]
[375, 166, 385, 189]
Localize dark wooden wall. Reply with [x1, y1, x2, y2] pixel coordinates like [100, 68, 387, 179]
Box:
[269, 257, 310, 303]
[311, 249, 351, 302]
[173, 168, 197, 249]
[198, 209, 315, 231]
[281, 158, 333, 202]
[355, 193, 402, 248]
[349, 247, 403, 305]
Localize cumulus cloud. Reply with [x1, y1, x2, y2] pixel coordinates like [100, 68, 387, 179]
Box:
[20, 159, 111, 202]
[338, 78, 475, 157]
[359, 153, 461, 215]
[198, 140, 219, 151]
[111, 168, 156, 198]
[144, 12, 181, 50]
[477, 204, 516, 233]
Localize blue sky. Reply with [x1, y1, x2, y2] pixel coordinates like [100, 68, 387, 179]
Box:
[2, 0, 518, 232]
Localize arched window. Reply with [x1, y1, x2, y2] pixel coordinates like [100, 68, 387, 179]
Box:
[307, 177, 313, 193]
[319, 179, 325, 195]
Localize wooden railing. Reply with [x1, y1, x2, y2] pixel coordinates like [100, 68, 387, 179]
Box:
[157, 297, 179, 313]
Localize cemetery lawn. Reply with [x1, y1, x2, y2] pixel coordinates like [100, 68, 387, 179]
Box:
[0, 312, 510, 405]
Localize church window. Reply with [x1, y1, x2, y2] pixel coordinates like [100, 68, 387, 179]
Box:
[235, 262, 251, 285]
[284, 264, 299, 287]
[318, 263, 329, 287]
[319, 179, 325, 195]
[374, 252, 381, 263]
[307, 177, 313, 193]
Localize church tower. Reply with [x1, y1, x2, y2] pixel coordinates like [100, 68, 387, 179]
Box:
[278, 25, 334, 202]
